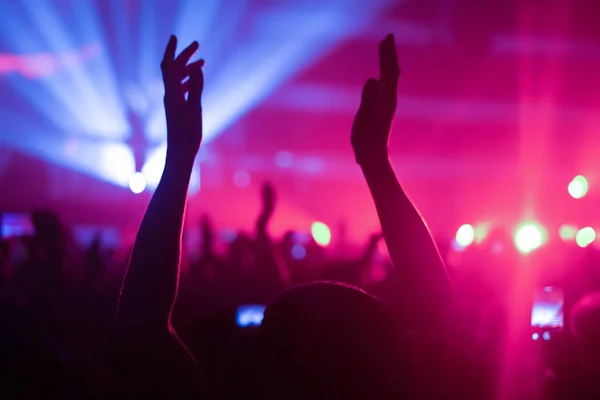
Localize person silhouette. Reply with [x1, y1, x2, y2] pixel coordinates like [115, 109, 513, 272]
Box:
[113, 33, 455, 399]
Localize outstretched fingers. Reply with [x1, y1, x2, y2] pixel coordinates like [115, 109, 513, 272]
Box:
[162, 36, 204, 104]
[182, 59, 205, 80]
[161, 35, 177, 67]
[175, 41, 199, 70]
[161, 35, 179, 94]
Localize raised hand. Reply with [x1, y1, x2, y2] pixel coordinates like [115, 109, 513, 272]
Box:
[161, 35, 205, 159]
[114, 35, 207, 397]
[351, 34, 400, 165]
[261, 182, 276, 217]
[256, 181, 291, 290]
[350, 34, 452, 337]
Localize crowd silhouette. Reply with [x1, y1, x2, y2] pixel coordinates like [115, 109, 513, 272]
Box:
[1, 33, 600, 399]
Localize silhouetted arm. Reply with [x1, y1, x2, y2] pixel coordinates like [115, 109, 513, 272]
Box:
[255, 183, 291, 293]
[361, 159, 452, 325]
[113, 36, 205, 397]
[351, 34, 453, 329]
[118, 152, 196, 326]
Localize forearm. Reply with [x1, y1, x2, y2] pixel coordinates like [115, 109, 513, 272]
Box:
[256, 214, 292, 288]
[360, 157, 453, 324]
[118, 151, 195, 326]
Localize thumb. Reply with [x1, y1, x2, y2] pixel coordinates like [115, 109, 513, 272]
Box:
[353, 78, 378, 131]
[359, 78, 378, 114]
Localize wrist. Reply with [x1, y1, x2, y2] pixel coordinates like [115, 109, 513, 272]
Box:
[356, 152, 391, 169]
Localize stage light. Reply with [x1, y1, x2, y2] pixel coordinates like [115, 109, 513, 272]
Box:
[233, 169, 251, 188]
[100, 143, 136, 186]
[455, 224, 475, 247]
[129, 172, 146, 194]
[532, 333, 539, 341]
[575, 227, 596, 248]
[0, 0, 389, 192]
[568, 175, 588, 199]
[514, 223, 544, 254]
[311, 221, 331, 246]
[559, 224, 578, 241]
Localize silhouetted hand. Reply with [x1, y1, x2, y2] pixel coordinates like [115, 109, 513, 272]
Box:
[351, 34, 400, 165]
[261, 182, 276, 217]
[161, 35, 205, 159]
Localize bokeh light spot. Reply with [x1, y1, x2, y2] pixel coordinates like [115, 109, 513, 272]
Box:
[455, 224, 475, 247]
[575, 227, 596, 248]
[128, 172, 146, 194]
[559, 224, 578, 241]
[275, 150, 294, 168]
[514, 223, 544, 254]
[291, 243, 306, 260]
[568, 175, 589, 199]
[311, 221, 331, 246]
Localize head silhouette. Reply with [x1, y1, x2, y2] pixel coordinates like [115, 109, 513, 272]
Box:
[258, 281, 410, 399]
[571, 291, 600, 374]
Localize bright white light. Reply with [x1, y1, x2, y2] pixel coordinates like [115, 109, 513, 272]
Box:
[515, 224, 544, 254]
[455, 224, 475, 247]
[532, 332, 539, 341]
[129, 172, 146, 194]
[543, 331, 551, 341]
[100, 143, 136, 186]
[576, 227, 596, 248]
[568, 175, 588, 199]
